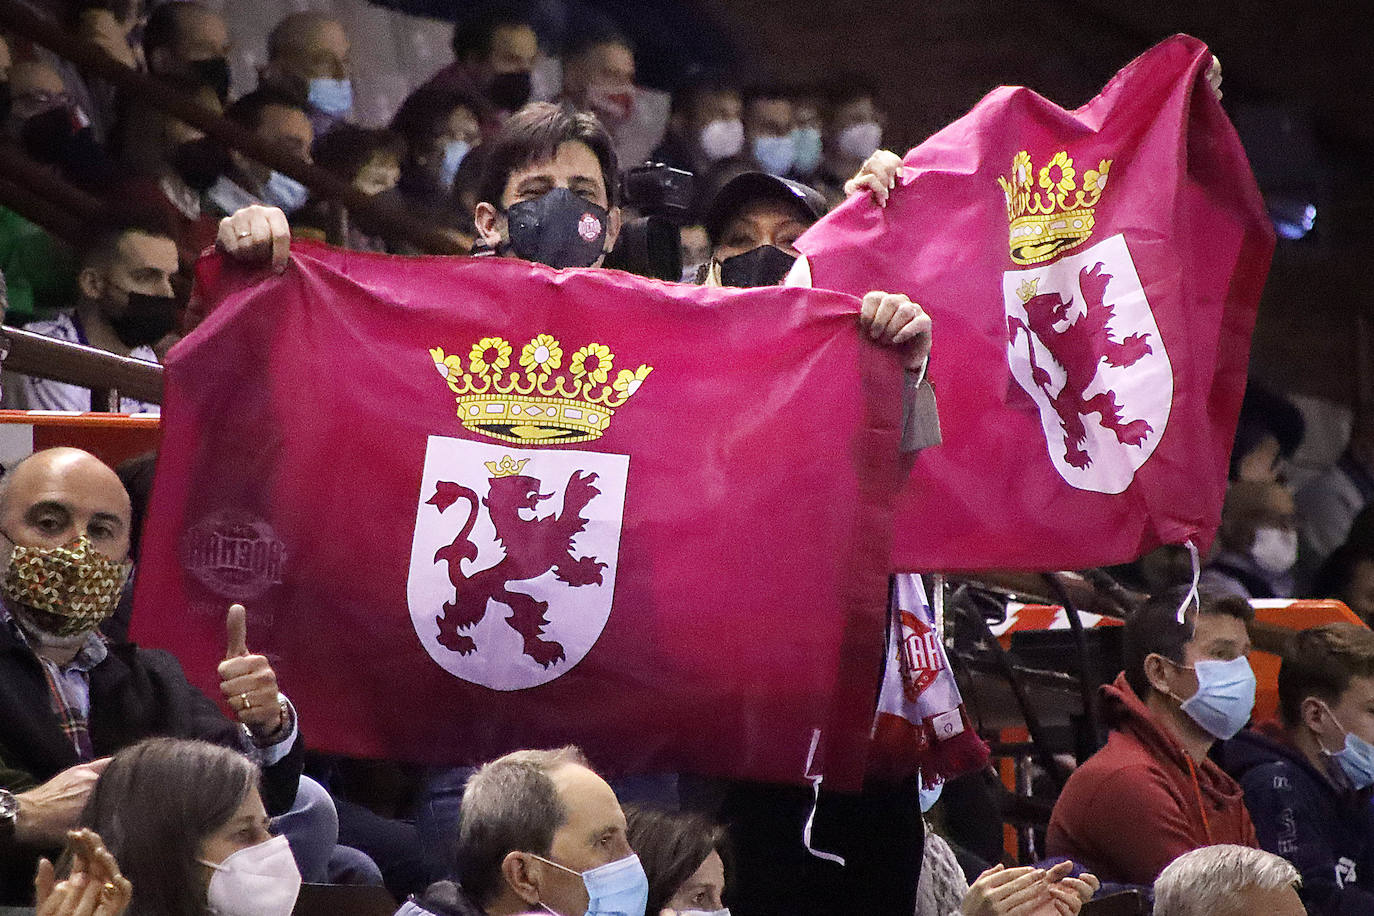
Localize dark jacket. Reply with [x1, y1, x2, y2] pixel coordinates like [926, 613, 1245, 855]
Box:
[0, 623, 303, 903]
[395, 881, 488, 916]
[1046, 673, 1258, 885]
[1220, 721, 1374, 915]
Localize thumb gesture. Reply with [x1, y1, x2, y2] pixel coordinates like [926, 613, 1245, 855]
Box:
[224, 603, 249, 659]
[216, 604, 284, 738]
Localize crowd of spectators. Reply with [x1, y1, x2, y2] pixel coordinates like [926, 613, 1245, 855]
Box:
[0, 1, 1369, 916]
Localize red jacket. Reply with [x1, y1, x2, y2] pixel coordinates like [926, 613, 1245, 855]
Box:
[1046, 672, 1258, 885]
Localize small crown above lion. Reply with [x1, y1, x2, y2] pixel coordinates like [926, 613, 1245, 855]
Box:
[997, 150, 1112, 266]
[430, 334, 652, 445]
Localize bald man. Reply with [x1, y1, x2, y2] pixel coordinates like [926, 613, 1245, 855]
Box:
[0, 448, 304, 903]
[260, 11, 354, 137]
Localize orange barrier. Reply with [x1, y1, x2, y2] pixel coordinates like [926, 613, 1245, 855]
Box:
[0, 410, 161, 470]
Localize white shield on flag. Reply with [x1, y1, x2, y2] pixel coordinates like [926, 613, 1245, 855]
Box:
[407, 435, 628, 691]
[1003, 233, 1173, 495]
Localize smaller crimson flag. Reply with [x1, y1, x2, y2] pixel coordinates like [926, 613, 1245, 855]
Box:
[798, 34, 1273, 572]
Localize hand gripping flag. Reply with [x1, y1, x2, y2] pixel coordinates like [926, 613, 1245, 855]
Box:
[798, 35, 1273, 572]
[131, 243, 906, 790]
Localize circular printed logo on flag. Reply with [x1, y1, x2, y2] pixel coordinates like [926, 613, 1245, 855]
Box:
[577, 213, 602, 241]
[407, 436, 629, 691]
[1002, 233, 1173, 495]
[181, 510, 286, 601]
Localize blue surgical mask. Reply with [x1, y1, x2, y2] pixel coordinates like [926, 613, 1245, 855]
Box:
[791, 126, 822, 175]
[262, 170, 309, 214]
[1174, 656, 1257, 740]
[918, 778, 944, 813]
[439, 139, 471, 190]
[308, 77, 353, 117]
[1318, 703, 1374, 790]
[533, 852, 649, 916]
[752, 134, 795, 176]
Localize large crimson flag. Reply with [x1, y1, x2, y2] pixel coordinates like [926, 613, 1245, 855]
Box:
[798, 35, 1272, 572]
[131, 243, 905, 790]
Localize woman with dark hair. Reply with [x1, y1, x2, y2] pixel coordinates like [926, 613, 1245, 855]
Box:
[624, 807, 727, 916]
[79, 737, 301, 916]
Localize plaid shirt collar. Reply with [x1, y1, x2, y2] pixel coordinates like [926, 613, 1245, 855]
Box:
[0, 601, 108, 672]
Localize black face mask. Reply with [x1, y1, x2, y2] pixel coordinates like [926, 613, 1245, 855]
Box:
[505, 188, 609, 269]
[111, 292, 179, 349]
[0, 83, 11, 126]
[718, 244, 797, 288]
[188, 56, 232, 103]
[487, 70, 532, 112]
[171, 136, 229, 191]
[19, 106, 78, 164]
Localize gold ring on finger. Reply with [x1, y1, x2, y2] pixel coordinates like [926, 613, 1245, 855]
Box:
[240, 692, 252, 709]
[236, 229, 252, 238]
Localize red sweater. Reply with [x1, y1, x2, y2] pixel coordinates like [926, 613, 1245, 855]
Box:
[1046, 672, 1258, 885]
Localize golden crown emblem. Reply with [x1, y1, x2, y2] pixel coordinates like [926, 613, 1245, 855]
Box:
[431, 334, 652, 445]
[997, 150, 1112, 265]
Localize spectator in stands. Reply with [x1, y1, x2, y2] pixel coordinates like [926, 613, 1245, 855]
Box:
[79, 737, 299, 916]
[650, 82, 744, 178]
[390, 86, 484, 249]
[64, 0, 141, 142]
[423, 3, 536, 134]
[788, 87, 825, 184]
[558, 22, 636, 147]
[294, 124, 405, 252]
[1298, 409, 1374, 583]
[207, 88, 314, 219]
[111, 74, 225, 269]
[1230, 382, 1305, 485]
[398, 746, 645, 916]
[260, 12, 354, 139]
[813, 78, 885, 205]
[624, 807, 727, 916]
[1220, 622, 1374, 913]
[1309, 540, 1374, 624]
[142, 2, 232, 104]
[1152, 845, 1304, 916]
[0, 447, 305, 904]
[741, 86, 795, 177]
[1200, 479, 1299, 599]
[7, 58, 111, 191]
[1046, 586, 1259, 886]
[699, 171, 825, 287]
[15, 217, 174, 413]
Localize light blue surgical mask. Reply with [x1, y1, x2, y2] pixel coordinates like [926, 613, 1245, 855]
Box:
[1173, 655, 1257, 740]
[308, 77, 353, 117]
[918, 778, 944, 813]
[262, 170, 309, 214]
[752, 134, 795, 176]
[439, 139, 471, 190]
[1318, 702, 1374, 790]
[533, 852, 648, 916]
[790, 126, 822, 175]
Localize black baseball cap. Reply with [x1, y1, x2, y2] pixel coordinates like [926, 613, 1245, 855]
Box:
[702, 171, 828, 245]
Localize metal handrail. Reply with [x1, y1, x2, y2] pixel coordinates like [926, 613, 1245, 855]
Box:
[1, 326, 163, 407]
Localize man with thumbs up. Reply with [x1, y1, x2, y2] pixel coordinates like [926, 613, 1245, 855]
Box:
[0, 447, 306, 904]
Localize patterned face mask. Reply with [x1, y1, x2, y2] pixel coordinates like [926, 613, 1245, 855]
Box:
[2, 535, 130, 637]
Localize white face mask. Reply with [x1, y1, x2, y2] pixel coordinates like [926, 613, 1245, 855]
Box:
[698, 118, 744, 161]
[837, 120, 883, 160]
[1251, 525, 1298, 574]
[201, 835, 301, 916]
